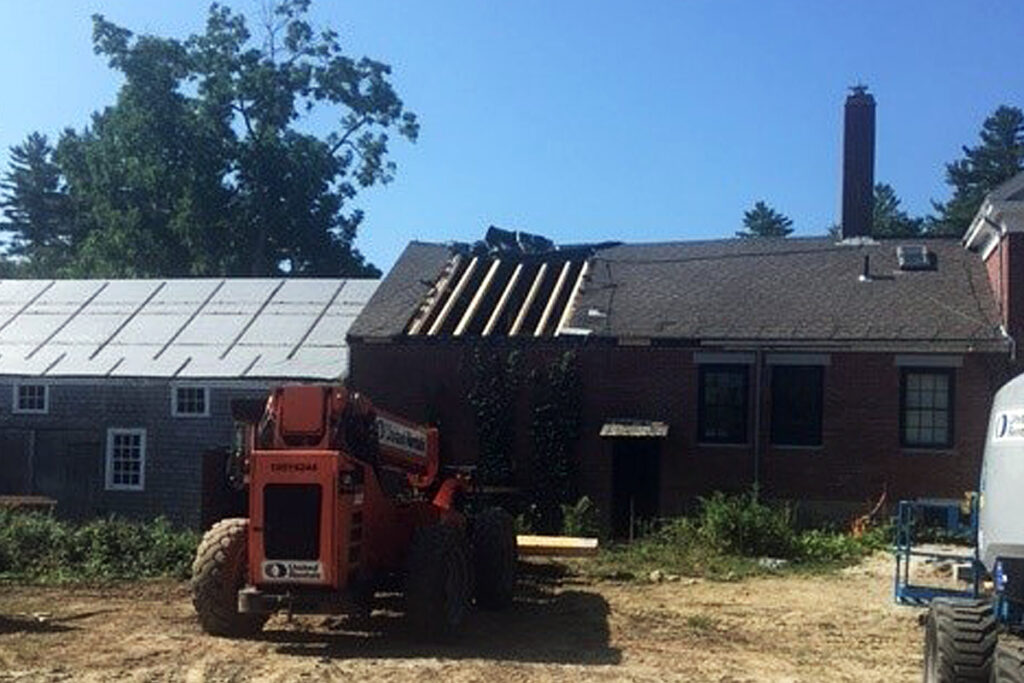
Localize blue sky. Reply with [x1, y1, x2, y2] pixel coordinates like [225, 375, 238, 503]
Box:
[1, 1, 1022, 271]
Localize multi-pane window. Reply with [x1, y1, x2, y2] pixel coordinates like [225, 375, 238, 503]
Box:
[13, 384, 48, 414]
[698, 364, 749, 444]
[106, 428, 146, 491]
[771, 366, 824, 447]
[173, 386, 209, 417]
[901, 368, 954, 448]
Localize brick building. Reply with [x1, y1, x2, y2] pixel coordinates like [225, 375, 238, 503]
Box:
[346, 91, 1024, 533]
[0, 278, 376, 528]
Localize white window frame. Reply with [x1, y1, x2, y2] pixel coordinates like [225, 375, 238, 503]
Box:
[12, 382, 49, 414]
[171, 385, 210, 418]
[105, 428, 147, 491]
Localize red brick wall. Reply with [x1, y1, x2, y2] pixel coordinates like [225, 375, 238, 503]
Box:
[349, 341, 1007, 521]
[984, 233, 1024, 343]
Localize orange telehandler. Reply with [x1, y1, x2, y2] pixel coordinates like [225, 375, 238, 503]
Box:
[191, 384, 517, 638]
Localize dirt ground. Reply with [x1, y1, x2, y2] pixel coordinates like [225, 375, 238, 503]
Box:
[0, 553, 932, 682]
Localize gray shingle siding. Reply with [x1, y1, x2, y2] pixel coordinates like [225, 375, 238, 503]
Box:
[0, 379, 273, 528]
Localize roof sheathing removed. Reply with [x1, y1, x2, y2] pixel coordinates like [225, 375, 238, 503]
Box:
[401, 250, 591, 338]
[0, 278, 378, 380]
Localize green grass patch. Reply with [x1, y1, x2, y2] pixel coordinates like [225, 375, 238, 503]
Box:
[0, 510, 199, 584]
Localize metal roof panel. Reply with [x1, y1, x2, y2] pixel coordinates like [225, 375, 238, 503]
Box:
[0, 278, 376, 379]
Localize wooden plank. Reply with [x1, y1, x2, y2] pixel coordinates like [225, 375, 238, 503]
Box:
[408, 255, 462, 335]
[555, 260, 590, 336]
[482, 263, 523, 336]
[516, 534, 599, 557]
[0, 495, 57, 513]
[454, 259, 501, 336]
[428, 256, 479, 336]
[534, 260, 572, 337]
[509, 263, 548, 336]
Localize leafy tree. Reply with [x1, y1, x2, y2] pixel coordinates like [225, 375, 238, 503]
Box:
[0, 133, 75, 274]
[3, 1, 416, 277]
[928, 105, 1024, 237]
[872, 183, 923, 238]
[736, 201, 793, 238]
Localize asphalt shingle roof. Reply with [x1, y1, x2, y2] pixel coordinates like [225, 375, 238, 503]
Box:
[349, 236, 1005, 351]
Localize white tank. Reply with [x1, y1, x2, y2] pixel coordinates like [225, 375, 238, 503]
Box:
[979, 372, 1024, 571]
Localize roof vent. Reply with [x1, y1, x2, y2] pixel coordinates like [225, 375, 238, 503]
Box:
[896, 245, 935, 271]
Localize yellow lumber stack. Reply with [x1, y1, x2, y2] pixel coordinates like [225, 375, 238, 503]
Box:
[516, 534, 599, 558]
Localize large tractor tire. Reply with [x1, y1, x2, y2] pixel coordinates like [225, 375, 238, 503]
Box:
[191, 518, 268, 638]
[994, 639, 1024, 682]
[405, 524, 471, 639]
[923, 598, 997, 682]
[470, 507, 517, 610]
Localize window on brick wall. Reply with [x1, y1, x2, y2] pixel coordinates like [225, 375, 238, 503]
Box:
[770, 365, 824, 447]
[105, 428, 146, 491]
[12, 383, 48, 414]
[900, 368, 954, 448]
[172, 386, 209, 417]
[698, 364, 749, 444]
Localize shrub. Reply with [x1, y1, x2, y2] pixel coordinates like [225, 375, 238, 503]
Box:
[561, 496, 600, 538]
[697, 489, 798, 558]
[0, 510, 199, 583]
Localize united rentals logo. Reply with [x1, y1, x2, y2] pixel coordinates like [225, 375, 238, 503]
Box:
[376, 417, 427, 457]
[270, 462, 318, 472]
[994, 411, 1024, 442]
[261, 560, 323, 582]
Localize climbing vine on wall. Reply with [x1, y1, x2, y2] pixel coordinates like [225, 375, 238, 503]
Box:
[528, 351, 582, 533]
[467, 347, 521, 486]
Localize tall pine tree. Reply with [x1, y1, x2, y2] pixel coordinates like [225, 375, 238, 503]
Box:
[929, 105, 1024, 237]
[736, 201, 793, 238]
[0, 133, 75, 274]
[872, 183, 923, 238]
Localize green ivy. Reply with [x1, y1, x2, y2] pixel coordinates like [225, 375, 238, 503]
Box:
[528, 351, 582, 533]
[467, 348, 521, 486]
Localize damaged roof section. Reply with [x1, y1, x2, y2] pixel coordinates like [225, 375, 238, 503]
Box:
[403, 227, 601, 338]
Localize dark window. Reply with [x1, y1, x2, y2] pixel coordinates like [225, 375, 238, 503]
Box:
[14, 384, 48, 413]
[770, 365, 824, 446]
[698, 364, 749, 444]
[901, 368, 954, 448]
[173, 386, 209, 416]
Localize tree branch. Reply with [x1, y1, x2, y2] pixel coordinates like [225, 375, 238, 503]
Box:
[329, 116, 369, 156]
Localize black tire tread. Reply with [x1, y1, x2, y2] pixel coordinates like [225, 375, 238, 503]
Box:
[405, 524, 471, 639]
[471, 508, 517, 610]
[995, 637, 1024, 683]
[924, 598, 997, 682]
[191, 517, 267, 637]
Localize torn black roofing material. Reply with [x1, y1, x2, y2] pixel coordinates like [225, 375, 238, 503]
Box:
[349, 236, 1005, 350]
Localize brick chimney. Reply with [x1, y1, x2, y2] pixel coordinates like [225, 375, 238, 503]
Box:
[841, 85, 875, 240]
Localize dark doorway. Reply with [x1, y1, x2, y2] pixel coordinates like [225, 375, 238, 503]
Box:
[610, 439, 660, 538]
[61, 442, 101, 520]
[0, 429, 33, 494]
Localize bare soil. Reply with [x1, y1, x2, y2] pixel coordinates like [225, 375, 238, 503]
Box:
[0, 553, 927, 682]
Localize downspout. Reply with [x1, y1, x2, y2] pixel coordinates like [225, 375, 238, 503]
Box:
[1002, 324, 1017, 363]
[753, 349, 763, 494]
